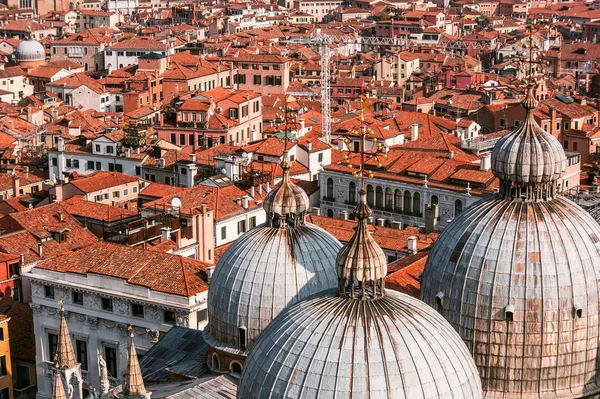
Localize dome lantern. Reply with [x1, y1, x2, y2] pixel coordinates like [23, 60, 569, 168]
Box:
[262, 109, 309, 228]
[491, 84, 566, 201]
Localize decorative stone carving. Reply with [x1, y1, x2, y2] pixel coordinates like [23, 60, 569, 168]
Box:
[116, 323, 129, 337]
[86, 316, 98, 330]
[31, 281, 43, 298]
[83, 293, 100, 309]
[176, 313, 189, 327]
[146, 307, 162, 323]
[146, 329, 160, 343]
[113, 300, 129, 316]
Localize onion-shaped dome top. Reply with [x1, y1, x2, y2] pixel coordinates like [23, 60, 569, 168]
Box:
[491, 85, 566, 200]
[419, 195, 600, 398]
[205, 223, 342, 354]
[14, 40, 45, 62]
[238, 289, 483, 399]
[263, 150, 309, 226]
[335, 188, 387, 299]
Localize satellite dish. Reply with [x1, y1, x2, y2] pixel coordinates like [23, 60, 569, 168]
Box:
[241, 152, 248, 159]
[170, 196, 182, 211]
[221, 168, 227, 175]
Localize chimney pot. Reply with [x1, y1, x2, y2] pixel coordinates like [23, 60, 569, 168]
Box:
[411, 124, 419, 141]
[480, 153, 491, 171]
[407, 236, 418, 254]
[312, 206, 321, 216]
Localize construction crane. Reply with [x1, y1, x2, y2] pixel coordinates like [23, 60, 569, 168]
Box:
[284, 31, 503, 144]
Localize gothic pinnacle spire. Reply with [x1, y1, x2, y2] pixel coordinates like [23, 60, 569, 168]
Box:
[51, 362, 66, 399]
[55, 300, 76, 369]
[122, 327, 148, 398]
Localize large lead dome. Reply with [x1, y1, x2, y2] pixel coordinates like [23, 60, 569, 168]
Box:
[420, 85, 600, 398]
[205, 147, 341, 372]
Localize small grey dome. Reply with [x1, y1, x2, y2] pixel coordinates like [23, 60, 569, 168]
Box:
[238, 290, 483, 399]
[263, 151, 309, 219]
[206, 223, 341, 354]
[420, 195, 600, 397]
[491, 86, 566, 186]
[14, 40, 45, 62]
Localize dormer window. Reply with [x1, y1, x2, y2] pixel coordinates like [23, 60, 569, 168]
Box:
[52, 231, 67, 243]
[106, 146, 114, 154]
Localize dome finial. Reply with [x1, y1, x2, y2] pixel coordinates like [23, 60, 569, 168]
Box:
[490, 27, 566, 202]
[336, 99, 388, 300]
[263, 106, 309, 227]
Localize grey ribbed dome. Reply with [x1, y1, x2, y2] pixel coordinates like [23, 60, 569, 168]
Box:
[420, 195, 600, 398]
[14, 40, 45, 62]
[206, 224, 341, 354]
[491, 86, 566, 186]
[238, 289, 483, 399]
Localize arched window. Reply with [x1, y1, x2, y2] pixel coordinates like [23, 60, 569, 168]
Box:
[413, 192, 421, 216]
[394, 189, 402, 212]
[431, 195, 438, 206]
[367, 185, 374, 207]
[385, 188, 393, 210]
[375, 186, 384, 209]
[348, 181, 356, 204]
[403, 191, 412, 214]
[238, 327, 247, 351]
[455, 199, 463, 215]
[326, 178, 333, 199]
[230, 361, 242, 374]
[327, 209, 334, 218]
[212, 353, 221, 370]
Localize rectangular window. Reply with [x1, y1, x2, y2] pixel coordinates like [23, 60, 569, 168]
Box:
[221, 226, 226, 240]
[106, 146, 114, 154]
[563, 140, 568, 150]
[112, 191, 119, 198]
[180, 134, 186, 146]
[102, 297, 113, 311]
[73, 159, 79, 168]
[574, 142, 578, 151]
[104, 345, 117, 378]
[45, 286, 55, 299]
[132, 304, 144, 318]
[249, 216, 256, 229]
[318, 153, 323, 162]
[163, 310, 176, 324]
[0, 356, 7, 376]
[253, 75, 262, 85]
[87, 161, 94, 170]
[95, 161, 102, 170]
[197, 308, 208, 326]
[95, 144, 100, 152]
[72, 291, 83, 305]
[9, 262, 19, 277]
[66, 159, 72, 168]
[76, 339, 88, 371]
[170, 133, 176, 144]
[123, 189, 128, 196]
[0, 327, 4, 341]
[108, 163, 114, 172]
[48, 333, 58, 361]
[135, 166, 141, 176]
[238, 220, 246, 234]
[115, 164, 123, 173]
[51, 158, 57, 166]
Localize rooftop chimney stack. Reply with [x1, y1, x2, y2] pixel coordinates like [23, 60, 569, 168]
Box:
[161, 227, 171, 242]
[340, 210, 348, 220]
[407, 236, 418, 254]
[411, 124, 419, 141]
[480, 153, 491, 171]
[207, 266, 215, 282]
[258, 184, 263, 195]
[57, 137, 65, 152]
[12, 176, 19, 198]
[250, 186, 255, 197]
[312, 207, 321, 216]
[190, 153, 196, 163]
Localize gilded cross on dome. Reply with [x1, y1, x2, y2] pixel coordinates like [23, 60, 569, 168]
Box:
[341, 98, 388, 192]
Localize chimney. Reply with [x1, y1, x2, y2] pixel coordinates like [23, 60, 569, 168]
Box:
[38, 242, 43, 259]
[266, 182, 271, 193]
[306, 140, 312, 152]
[480, 153, 491, 171]
[19, 254, 24, 266]
[161, 227, 171, 242]
[340, 210, 349, 220]
[190, 153, 196, 163]
[411, 124, 419, 141]
[242, 197, 249, 209]
[125, 148, 132, 158]
[57, 210, 65, 222]
[23, 166, 29, 177]
[377, 218, 385, 226]
[448, 151, 454, 159]
[51, 108, 58, 120]
[236, 198, 242, 206]
[200, 203, 207, 214]
[312, 207, 321, 216]
[407, 236, 418, 254]
[57, 137, 65, 152]
[258, 184, 263, 195]
[207, 266, 215, 282]
[250, 186, 255, 197]
[12, 176, 19, 197]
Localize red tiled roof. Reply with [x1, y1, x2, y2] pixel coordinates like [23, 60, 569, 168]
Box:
[385, 249, 430, 297]
[69, 171, 139, 194]
[36, 242, 209, 296]
[60, 195, 138, 222]
[0, 298, 34, 362]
